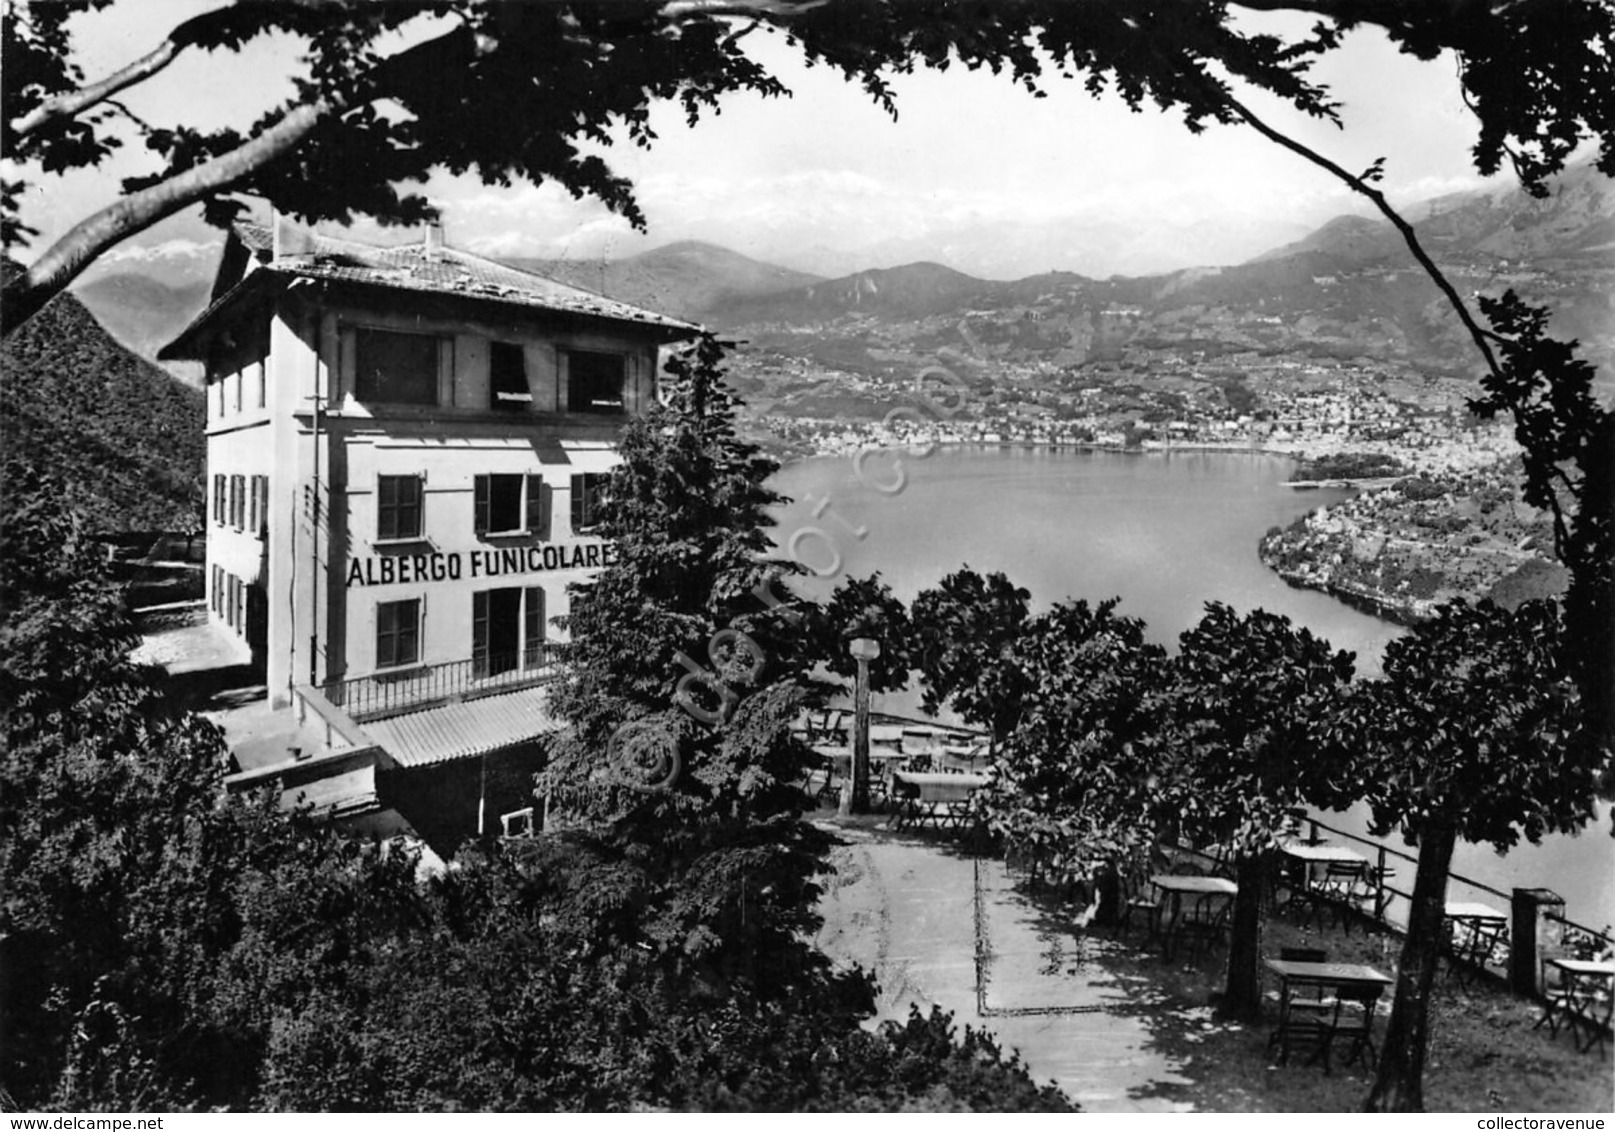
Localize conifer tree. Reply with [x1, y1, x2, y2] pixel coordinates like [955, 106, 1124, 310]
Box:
[536, 333, 834, 998]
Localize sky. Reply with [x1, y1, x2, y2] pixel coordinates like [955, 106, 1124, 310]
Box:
[13, 2, 1510, 285]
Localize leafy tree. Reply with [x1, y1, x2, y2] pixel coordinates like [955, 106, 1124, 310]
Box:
[1157, 603, 1355, 1022]
[0, 449, 1075, 1112]
[1469, 293, 1615, 759]
[0, 460, 417, 1108]
[1321, 600, 1595, 1112]
[910, 567, 1031, 744]
[799, 571, 914, 696]
[973, 597, 1169, 890]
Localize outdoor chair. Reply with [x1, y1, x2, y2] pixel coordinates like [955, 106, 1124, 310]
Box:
[1118, 868, 1162, 940]
[1365, 864, 1396, 919]
[1312, 861, 1375, 934]
[1277, 947, 1335, 1017]
[1266, 948, 1334, 1065]
[1170, 892, 1231, 964]
[1534, 957, 1577, 1041]
[1315, 983, 1383, 1074]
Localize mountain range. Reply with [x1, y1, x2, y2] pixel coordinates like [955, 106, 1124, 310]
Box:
[700, 160, 1614, 393]
[69, 159, 1612, 396]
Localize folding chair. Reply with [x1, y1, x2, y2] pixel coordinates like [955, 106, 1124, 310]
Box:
[1316, 983, 1383, 1074]
[1118, 867, 1163, 940]
[1534, 958, 1577, 1040]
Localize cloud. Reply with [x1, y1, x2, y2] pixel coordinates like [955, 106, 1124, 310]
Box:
[98, 237, 222, 264]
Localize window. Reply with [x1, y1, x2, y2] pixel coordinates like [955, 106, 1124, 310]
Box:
[211, 566, 223, 613]
[570, 473, 611, 533]
[231, 370, 242, 413]
[229, 474, 246, 531]
[250, 475, 270, 537]
[474, 473, 544, 537]
[377, 475, 424, 540]
[490, 342, 531, 411]
[473, 586, 546, 677]
[566, 350, 626, 415]
[355, 328, 440, 405]
[254, 361, 266, 409]
[213, 474, 226, 524]
[376, 599, 421, 669]
[214, 379, 225, 418]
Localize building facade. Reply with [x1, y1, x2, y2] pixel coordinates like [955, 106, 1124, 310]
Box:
[163, 220, 695, 824]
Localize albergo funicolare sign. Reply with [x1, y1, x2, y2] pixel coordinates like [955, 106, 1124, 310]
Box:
[345, 541, 619, 588]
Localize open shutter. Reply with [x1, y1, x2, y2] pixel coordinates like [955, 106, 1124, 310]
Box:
[569, 474, 584, 533]
[523, 587, 544, 668]
[474, 474, 490, 535]
[525, 474, 543, 535]
[472, 590, 489, 678]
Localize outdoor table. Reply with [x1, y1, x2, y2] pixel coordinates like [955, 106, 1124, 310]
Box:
[814, 744, 908, 803]
[1264, 959, 1392, 1069]
[1444, 901, 1510, 982]
[1276, 840, 1366, 906]
[1543, 958, 1615, 1056]
[1278, 841, 1379, 923]
[889, 771, 988, 830]
[1150, 874, 1237, 960]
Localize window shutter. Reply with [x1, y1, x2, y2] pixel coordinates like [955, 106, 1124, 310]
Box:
[523, 587, 544, 667]
[472, 590, 489, 678]
[525, 474, 543, 534]
[474, 475, 490, 535]
[570, 474, 584, 532]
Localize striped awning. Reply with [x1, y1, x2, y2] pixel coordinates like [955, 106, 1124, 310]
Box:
[362, 685, 562, 769]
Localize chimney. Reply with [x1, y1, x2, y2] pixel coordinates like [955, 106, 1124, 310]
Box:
[424, 223, 445, 262]
[272, 211, 317, 261]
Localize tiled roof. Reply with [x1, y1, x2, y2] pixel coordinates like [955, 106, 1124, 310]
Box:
[231, 221, 697, 331]
[363, 684, 561, 768]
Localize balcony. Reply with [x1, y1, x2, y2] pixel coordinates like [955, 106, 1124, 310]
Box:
[317, 647, 562, 723]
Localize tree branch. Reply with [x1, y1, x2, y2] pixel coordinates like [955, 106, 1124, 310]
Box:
[6, 5, 249, 141]
[1215, 90, 1506, 380]
[2, 99, 330, 334]
[2, 21, 485, 335]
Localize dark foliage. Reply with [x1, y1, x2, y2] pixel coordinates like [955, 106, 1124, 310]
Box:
[799, 571, 915, 695]
[1322, 599, 1594, 1111]
[910, 567, 1031, 743]
[0, 452, 1075, 1112]
[0, 288, 204, 532]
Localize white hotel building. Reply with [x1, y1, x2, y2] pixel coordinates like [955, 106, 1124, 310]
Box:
[162, 219, 696, 836]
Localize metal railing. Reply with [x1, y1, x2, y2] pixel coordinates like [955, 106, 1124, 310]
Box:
[318, 646, 562, 722]
[1284, 813, 1612, 983]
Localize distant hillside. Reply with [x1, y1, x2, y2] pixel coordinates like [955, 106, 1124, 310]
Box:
[1253, 159, 1614, 268]
[715, 261, 995, 324]
[506, 240, 821, 321]
[1, 289, 206, 532]
[73, 272, 211, 386]
[74, 273, 211, 360]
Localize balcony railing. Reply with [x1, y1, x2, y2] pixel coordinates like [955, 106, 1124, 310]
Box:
[317, 646, 562, 722]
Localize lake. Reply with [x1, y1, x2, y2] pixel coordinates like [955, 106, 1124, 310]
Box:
[770, 444, 1614, 930]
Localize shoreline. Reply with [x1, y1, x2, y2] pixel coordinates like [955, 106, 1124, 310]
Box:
[785, 436, 1306, 464]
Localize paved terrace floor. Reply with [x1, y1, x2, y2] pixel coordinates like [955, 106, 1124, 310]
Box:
[813, 818, 1207, 1112]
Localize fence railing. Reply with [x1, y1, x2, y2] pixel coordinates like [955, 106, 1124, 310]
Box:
[317, 647, 562, 722]
[1274, 813, 1611, 988]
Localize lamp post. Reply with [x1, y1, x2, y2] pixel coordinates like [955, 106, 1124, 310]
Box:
[842, 636, 880, 816]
